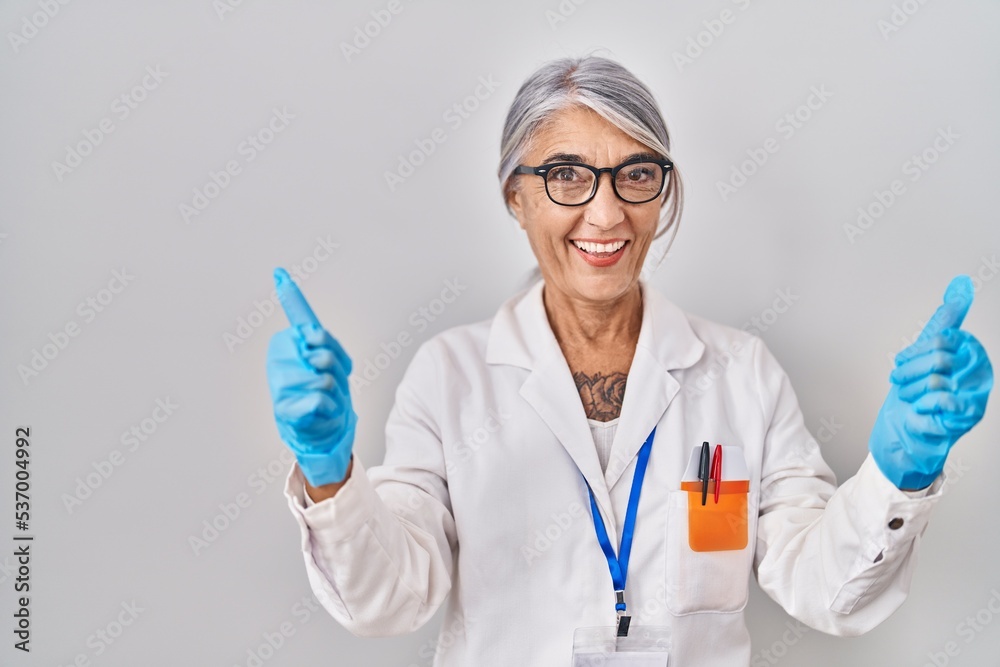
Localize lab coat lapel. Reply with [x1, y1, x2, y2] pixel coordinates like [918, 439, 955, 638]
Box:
[606, 282, 706, 490]
[486, 279, 616, 525]
[519, 353, 613, 522]
[484, 278, 705, 526]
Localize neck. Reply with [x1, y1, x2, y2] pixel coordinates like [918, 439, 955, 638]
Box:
[543, 281, 643, 351]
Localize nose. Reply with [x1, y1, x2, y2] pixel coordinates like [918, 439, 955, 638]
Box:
[583, 172, 625, 229]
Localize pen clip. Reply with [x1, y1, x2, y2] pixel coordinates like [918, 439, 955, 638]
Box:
[699, 441, 710, 506]
[711, 444, 723, 504]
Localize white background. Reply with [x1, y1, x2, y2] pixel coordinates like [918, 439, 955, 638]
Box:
[2, 1, 999, 665]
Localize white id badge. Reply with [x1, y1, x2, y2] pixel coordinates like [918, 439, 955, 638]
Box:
[571, 626, 671, 666]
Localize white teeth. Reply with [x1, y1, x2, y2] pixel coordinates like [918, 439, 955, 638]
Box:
[572, 240, 626, 254]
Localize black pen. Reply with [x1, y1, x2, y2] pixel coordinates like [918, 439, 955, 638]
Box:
[699, 441, 710, 506]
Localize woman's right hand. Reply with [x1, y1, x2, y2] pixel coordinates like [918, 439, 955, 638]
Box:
[266, 268, 357, 488]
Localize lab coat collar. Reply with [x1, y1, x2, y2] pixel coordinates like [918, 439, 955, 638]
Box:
[486, 277, 705, 528]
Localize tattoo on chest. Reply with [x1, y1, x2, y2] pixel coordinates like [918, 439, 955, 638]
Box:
[574, 371, 627, 421]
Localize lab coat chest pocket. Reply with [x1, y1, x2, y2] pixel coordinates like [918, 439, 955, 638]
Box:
[663, 449, 755, 615]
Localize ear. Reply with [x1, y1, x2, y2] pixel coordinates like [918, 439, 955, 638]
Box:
[661, 179, 671, 203]
[507, 187, 527, 230]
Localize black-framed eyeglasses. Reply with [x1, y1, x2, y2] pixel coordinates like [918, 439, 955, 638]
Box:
[514, 156, 673, 206]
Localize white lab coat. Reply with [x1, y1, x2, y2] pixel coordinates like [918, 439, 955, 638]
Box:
[282, 278, 947, 666]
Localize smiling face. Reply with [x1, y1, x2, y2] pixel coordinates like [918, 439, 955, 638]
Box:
[507, 104, 666, 306]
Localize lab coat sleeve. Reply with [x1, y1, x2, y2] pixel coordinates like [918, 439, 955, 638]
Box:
[751, 337, 948, 636]
[282, 339, 457, 637]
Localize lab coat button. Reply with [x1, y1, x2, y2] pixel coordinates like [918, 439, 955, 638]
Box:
[888, 518, 904, 530]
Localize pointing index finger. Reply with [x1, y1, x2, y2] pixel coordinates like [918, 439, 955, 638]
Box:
[273, 267, 321, 329]
[915, 275, 974, 345]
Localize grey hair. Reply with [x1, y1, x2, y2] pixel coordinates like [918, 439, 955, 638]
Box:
[498, 55, 684, 288]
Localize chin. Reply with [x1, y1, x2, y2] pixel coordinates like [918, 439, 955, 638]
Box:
[570, 270, 638, 301]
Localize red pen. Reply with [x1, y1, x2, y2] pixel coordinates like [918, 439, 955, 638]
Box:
[711, 444, 723, 503]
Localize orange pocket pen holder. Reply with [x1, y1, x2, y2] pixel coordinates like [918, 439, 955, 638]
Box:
[681, 445, 750, 552]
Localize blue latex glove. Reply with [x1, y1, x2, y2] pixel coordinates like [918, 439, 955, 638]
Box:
[869, 275, 993, 490]
[266, 268, 357, 486]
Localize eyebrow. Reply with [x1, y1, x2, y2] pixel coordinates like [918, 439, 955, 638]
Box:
[540, 151, 662, 164]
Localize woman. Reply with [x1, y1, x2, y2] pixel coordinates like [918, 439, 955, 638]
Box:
[266, 56, 992, 665]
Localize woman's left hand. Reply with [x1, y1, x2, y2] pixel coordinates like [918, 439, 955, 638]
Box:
[868, 275, 993, 490]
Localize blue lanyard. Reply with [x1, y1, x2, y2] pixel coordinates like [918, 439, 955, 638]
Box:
[584, 426, 656, 636]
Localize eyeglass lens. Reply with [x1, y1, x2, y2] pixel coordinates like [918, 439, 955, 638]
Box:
[545, 162, 665, 205]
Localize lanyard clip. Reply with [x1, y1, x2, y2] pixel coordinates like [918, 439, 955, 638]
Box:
[615, 590, 630, 637]
[616, 610, 631, 637]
